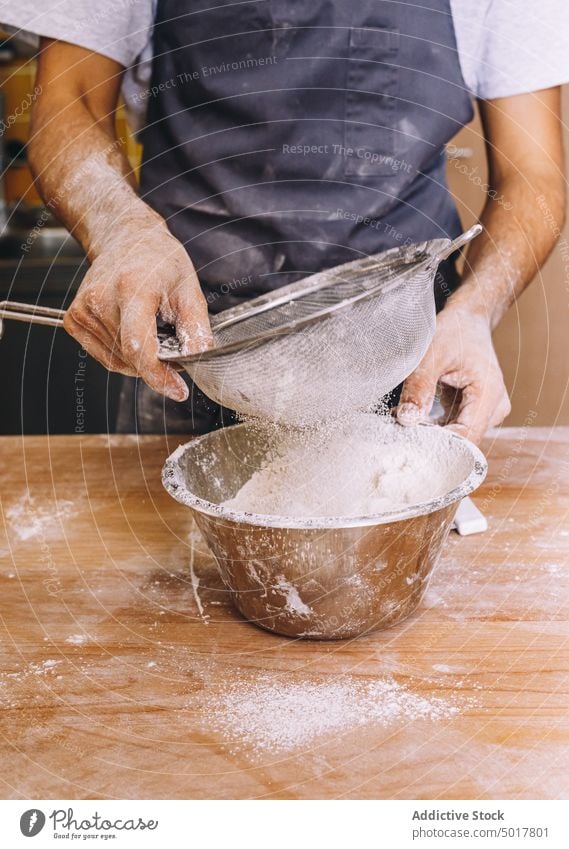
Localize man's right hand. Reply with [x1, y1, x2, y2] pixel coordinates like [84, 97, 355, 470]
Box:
[63, 222, 213, 402]
[28, 40, 213, 402]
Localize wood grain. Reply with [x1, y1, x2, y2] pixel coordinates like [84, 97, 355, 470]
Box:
[0, 429, 568, 800]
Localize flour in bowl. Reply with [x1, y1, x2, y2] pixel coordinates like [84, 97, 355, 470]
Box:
[222, 414, 472, 519]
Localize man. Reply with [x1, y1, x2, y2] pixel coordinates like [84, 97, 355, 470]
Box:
[1, 1, 567, 440]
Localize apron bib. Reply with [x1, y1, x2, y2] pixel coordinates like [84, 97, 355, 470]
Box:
[141, 0, 473, 310]
[117, 0, 474, 433]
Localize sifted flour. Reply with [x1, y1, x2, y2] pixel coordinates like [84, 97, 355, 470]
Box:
[222, 415, 471, 519]
[201, 673, 466, 756]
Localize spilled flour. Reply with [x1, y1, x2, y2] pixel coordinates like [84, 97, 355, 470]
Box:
[4, 495, 78, 541]
[201, 673, 465, 755]
[223, 415, 471, 518]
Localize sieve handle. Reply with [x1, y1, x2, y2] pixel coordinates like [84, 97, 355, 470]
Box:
[0, 300, 66, 328]
[0, 301, 186, 361]
[0, 299, 215, 341]
[432, 223, 483, 263]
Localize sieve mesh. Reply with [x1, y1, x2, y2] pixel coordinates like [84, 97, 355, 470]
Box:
[159, 227, 481, 425]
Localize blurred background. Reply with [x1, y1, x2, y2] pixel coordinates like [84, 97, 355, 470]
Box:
[1, 34, 568, 434]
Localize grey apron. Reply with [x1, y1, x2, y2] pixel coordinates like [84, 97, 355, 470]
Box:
[116, 0, 473, 434]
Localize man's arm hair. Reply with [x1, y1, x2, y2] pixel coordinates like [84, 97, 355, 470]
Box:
[28, 38, 162, 257]
[397, 87, 565, 443]
[26, 38, 212, 400]
[452, 87, 566, 328]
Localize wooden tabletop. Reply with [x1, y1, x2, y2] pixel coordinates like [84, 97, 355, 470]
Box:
[0, 428, 568, 800]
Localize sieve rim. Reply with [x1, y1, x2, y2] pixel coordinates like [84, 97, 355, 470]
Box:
[158, 225, 481, 365]
[162, 422, 488, 530]
[158, 247, 444, 364]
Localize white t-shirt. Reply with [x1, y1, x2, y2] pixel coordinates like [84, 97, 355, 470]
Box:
[2, 0, 569, 131]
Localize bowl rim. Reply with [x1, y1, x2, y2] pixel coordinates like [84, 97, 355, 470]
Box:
[161, 421, 488, 530]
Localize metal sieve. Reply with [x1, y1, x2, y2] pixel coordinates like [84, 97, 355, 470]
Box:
[0, 224, 481, 424]
[160, 224, 481, 423]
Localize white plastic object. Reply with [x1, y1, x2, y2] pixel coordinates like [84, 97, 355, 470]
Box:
[452, 497, 488, 535]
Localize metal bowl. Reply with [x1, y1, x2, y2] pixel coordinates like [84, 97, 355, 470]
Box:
[162, 421, 487, 640]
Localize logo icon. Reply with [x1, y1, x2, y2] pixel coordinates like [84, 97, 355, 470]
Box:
[20, 809, 46, 837]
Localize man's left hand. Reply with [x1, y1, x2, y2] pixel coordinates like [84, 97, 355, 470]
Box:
[395, 302, 511, 444]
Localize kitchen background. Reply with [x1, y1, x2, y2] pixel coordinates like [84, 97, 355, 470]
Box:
[1, 37, 568, 434]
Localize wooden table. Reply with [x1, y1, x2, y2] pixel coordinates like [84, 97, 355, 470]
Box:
[0, 428, 568, 800]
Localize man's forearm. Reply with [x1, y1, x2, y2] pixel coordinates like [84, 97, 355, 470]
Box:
[26, 40, 212, 400]
[450, 170, 566, 329]
[28, 98, 166, 261]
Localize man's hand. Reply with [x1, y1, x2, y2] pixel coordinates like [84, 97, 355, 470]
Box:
[396, 85, 565, 443]
[396, 302, 511, 444]
[64, 222, 213, 402]
[28, 40, 213, 402]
